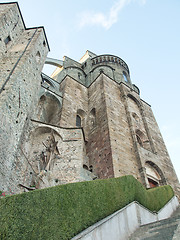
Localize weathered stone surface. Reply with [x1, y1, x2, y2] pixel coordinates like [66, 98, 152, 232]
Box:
[0, 3, 179, 197]
[0, 3, 49, 193]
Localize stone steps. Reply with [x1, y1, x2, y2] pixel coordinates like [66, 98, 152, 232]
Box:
[129, 206, 180, 240]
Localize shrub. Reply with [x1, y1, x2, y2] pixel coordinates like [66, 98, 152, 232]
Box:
[0, 176, 174, 240]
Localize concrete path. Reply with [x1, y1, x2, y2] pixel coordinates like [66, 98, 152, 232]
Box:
[129, 207, 180, 240]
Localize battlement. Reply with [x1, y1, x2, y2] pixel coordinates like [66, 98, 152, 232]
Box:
[91, 54, 129, 73]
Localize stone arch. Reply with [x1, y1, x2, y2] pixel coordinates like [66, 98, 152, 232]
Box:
[65, 66, 86, 77]
[30, 126, 62, 139]
[133, 84, 140, 95]
[135, 129, 150, 150]
[41, 74, 56, 89]
[136, 129, 146, 144]
[91, 64, 114, 73]
[45, 57, 64, 68]
[77, 109, 86, 118]
[83, 164, 89, 170]
[127, 95, 151, 150]
[91, 65, 114, 82]
[136, 132, 143, 147]
[132, 112, 140, 123]
[145, 161, 166, 187]
[43, 58, 64, 78]
[127, 94, 141, 108]
[127, 95, 141, 121]
[65, 66, 86, 85]
[42, 78, 55, 88]
[37, 92, 61, 125]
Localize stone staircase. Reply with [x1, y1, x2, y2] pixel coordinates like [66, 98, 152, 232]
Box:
[129, 207, 180, 240]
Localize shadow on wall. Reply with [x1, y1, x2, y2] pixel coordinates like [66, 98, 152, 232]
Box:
[37, 92, 61, 125]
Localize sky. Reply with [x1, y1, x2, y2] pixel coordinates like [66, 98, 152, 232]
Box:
[1, 0, 180, 180]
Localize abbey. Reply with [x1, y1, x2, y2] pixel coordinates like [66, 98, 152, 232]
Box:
[0, 2, 179, 196]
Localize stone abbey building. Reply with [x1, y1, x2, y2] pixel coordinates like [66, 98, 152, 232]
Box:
[0, 2, 179, 196]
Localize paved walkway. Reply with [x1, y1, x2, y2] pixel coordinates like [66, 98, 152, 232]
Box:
[129, 207, 180, 240]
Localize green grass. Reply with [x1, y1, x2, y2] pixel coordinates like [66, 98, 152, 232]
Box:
[0, 175, 174, 240]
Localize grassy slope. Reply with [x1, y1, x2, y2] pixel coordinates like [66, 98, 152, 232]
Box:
[0, 175, 174, 240]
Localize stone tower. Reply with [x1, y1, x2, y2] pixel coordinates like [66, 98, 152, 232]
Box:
[0, 3, 179, 196]
[46, 51, 179, 196]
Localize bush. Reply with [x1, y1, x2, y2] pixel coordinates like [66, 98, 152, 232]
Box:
[0, 176, 174, 240]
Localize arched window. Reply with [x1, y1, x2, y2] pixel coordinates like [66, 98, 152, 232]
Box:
[76, 109, 86, 128]
[89, 165, 93, 172]
[83, 164, 88, 170]
[135, 129, 150, 150]
[123, 71, 128, 83]
[76, 115, 81, 127]
[136, 134, 143, 146]
[132, 112, 139, 122]
[136, 129, 145, 147]
[78, 72, 82, 80]
[145, 162, 161, 188]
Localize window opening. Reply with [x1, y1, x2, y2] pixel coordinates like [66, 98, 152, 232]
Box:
[145, 162, 161, 188]
[136, 134, 143, 146]
[78, 72, 82, 80]
[148, 178, 158, 188]
[132, 112, 139, 123]
[83, 164, 88, 170]
[36, 51, 41, 63]
[89, 165, 93, 172]
[123, 72, 128, 83]
[100, 69, 104, 74]
[76, 115, 81, 127]
[4, 36, 11, 45]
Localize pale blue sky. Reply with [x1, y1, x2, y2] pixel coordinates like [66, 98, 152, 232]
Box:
[2, 0, 180, 180]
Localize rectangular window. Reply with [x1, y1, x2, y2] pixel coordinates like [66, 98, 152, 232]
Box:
[4, 36, 11, 45]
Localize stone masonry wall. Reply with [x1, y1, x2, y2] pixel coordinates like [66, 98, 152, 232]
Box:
[118, 83, 180, 195]
[87, 75, 114, 179]
[59, 76, 88, 129]
[102, 75, 141, 180]
[140, 100, 180, 195]
[0, 5, 179, 196]
[20, 121, 93, 190]
[0, 3, 49, 193]
[53, 70, 180, 196]
[0, 3, 24, 54]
